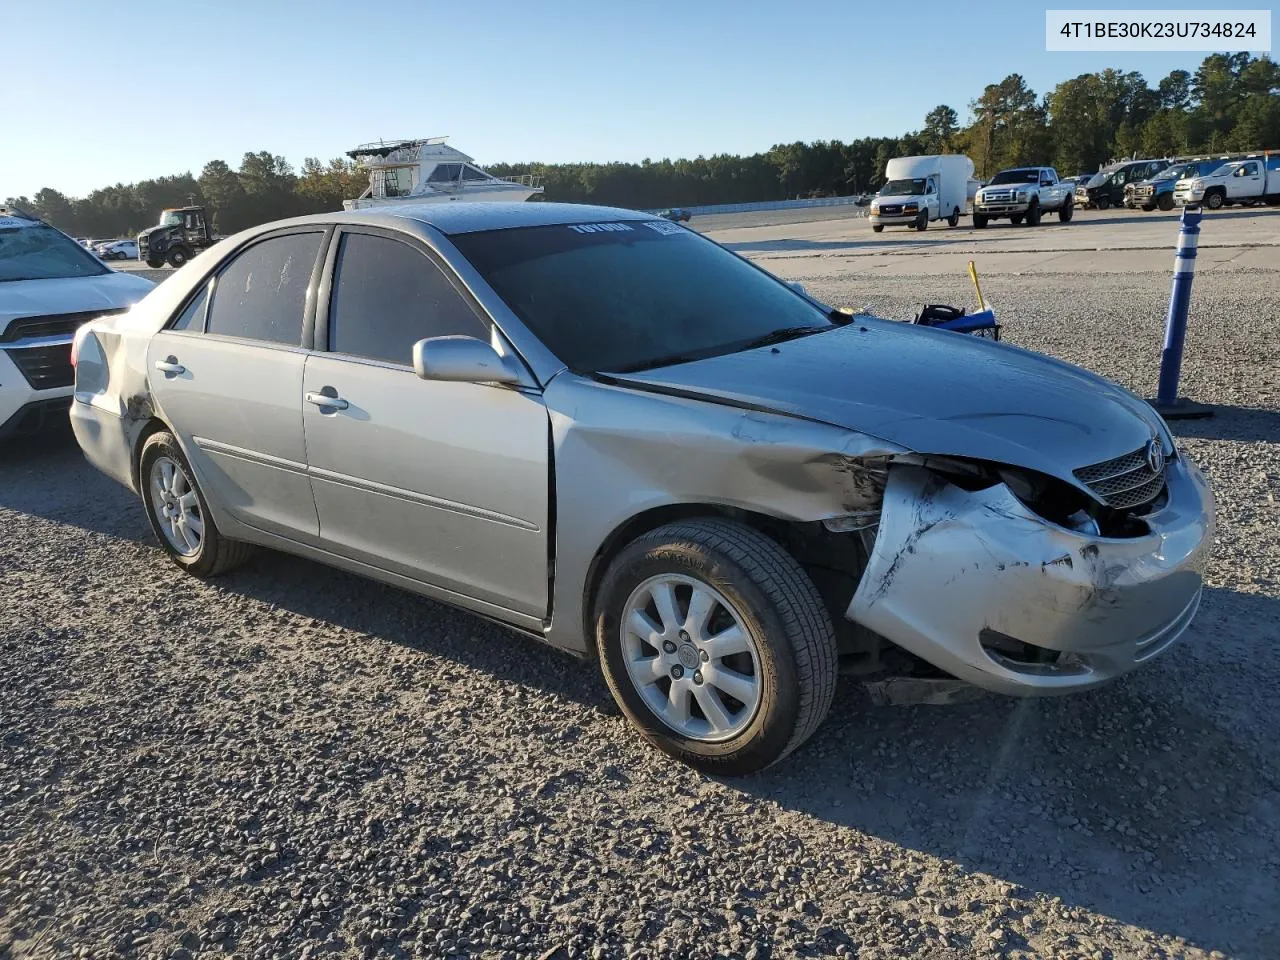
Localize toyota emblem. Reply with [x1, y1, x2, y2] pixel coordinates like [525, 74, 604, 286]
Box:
[1146, 438, 1165, 474]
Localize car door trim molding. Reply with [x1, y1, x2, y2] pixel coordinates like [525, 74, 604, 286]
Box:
[306, 465, 540, 531]
[193, 436, 309, 476]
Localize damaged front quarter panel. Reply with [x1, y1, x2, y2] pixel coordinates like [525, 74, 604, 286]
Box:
[847, 462, 1212, 696]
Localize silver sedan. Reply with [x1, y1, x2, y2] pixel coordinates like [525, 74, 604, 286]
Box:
[70, 203, 1214, 774]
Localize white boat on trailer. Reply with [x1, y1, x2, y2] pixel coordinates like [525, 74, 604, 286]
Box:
[343, 137, 544, 210]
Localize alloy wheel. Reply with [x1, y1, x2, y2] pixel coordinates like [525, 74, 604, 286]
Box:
[148, 455, 204, 556]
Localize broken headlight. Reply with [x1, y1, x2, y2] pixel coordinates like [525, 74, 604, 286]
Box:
[917, 456, 1099, 532]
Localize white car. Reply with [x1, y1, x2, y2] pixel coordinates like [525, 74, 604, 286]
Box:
[97, 239, 139, 261]
[1, 210, 154, 438]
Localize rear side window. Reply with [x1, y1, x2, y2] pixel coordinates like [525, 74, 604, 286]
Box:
[206, 232, 322, 345]
[170, 284, 209, 332]
[328, 233, 488, 365]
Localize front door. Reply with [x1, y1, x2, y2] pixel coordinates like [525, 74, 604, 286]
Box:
[302, 228, 550, 617]
[1229, 160, 1263, 200]
[146, 230, 326, 540]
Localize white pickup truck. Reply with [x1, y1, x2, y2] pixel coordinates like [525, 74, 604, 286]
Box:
[1173, 154, 1280, 209]
[973, 167, 1074, 227]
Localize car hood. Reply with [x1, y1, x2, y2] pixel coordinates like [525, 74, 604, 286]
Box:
[1, 272, 155, 332]
[608, 318, 1165, 483]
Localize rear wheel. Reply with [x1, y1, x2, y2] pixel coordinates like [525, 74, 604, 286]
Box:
[1158, 193, 1175, 211]
[595, 519, 837, 775]
[1058, 198, 1074, 223]
[139, 431, 254, 578]
[972, 214, 988, 229]
[947, 207, 960, 227]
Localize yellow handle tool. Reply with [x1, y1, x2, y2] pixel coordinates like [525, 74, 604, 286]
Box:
[968, 260, 986, 312]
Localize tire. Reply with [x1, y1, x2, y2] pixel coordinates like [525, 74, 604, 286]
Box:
[1096, 196, 1111, 211]
[146, 258, 164, 268]
[594, 518, 837, 775]
[1205, 190, 1225, 210]
[1058, 198, 1073, 223]
[1010, 214, 1024, 225]
[872, 224, 884, 233]
[138, 431, 254, 578]
[1158, 193, 1175, 211]
[972, 214, 988, 229]
[1024, 201, 1041, 226]
[915, 212, 928, 231]
[947, 208, 960, 227]
[167, 246, 190, 268]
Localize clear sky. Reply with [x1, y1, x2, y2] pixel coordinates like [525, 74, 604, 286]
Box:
[1, 0, 1263, 199]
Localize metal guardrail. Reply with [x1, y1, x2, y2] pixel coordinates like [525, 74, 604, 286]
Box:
[641, 195, 869, 216]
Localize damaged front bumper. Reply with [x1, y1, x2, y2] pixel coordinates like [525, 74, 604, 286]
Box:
[847, 459, 1214, 696]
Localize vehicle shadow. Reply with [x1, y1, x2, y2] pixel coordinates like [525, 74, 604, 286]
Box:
[729, 585, 1280, 957]
[1078, 207, 1280, 228]
[1165, 404, 1280, 444]
[0, 426, 152, 543]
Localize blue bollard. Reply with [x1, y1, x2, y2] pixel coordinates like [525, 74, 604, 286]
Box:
[1150, 205, 1213, 419]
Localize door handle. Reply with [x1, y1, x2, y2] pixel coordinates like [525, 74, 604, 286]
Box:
[306, 391, 348, 411]
[154, 358, 185, 375]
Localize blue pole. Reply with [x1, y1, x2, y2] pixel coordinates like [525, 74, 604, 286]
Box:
[1155, 206, 1201, 408]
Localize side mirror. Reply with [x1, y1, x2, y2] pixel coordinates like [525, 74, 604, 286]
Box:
[412, 336, 520, 384]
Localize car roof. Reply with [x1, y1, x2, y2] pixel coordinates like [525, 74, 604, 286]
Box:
[297, 202, 660, 237]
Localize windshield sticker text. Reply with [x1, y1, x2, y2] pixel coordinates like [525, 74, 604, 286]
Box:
[643, 221, 684, 236]
[568, 222, 634, 234]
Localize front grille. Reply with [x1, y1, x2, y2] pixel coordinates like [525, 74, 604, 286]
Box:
[982, 189, 1017, 202]
[5, 342, 74, 389]
[1074, 446, 1167, 509]
[0, 308, 124, 343]
[879, 204, 902, 215]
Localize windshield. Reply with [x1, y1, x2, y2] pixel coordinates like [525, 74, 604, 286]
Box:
[0, 219, 109, 282]
[451, 220, 834, 373]
[990, 169, 1040, 185]
[1154, 164, 1192, 181]
[160, 211, 184, 227]
[1085, 170, 1113, 188]
[878, 179, 927, 196]
[1207, 162, 1238, 177]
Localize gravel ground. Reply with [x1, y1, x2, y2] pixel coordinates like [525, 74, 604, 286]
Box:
[2, 268, 1278, 960]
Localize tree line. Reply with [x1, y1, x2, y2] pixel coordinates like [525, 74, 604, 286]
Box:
[8, 53, 1277, 240]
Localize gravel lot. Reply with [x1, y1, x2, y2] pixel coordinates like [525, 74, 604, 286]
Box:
[2, 261, 1278, 960]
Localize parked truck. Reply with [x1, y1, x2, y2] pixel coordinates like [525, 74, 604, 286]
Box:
[972, 166, 1073, 227]
[137, 206, 220, 268]
[1173, 153, 1280, 209]
[869, 155, 974, 232]
[1074, 159, 1170, 210]
[1124, 158, 1236, 211]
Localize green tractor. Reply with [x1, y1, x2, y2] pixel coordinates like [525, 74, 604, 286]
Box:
[137, 205, 218, 268]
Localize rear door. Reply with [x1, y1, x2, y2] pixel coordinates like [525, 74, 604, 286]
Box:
[146, 229, 327, 541]
[302, 227, 550, 617]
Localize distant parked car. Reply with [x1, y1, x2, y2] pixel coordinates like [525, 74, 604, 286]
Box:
[659, 208, 692, 222]
[98, 239, 139, 261]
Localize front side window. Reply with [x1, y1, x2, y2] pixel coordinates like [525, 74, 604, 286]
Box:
[0, 221, 109, 282]
[1238, 162, 1260, 177]
[205, 232, 322, 345]
[427, 163, 463, 183]
[461, 165, 490, 181]
[328, 233, 488, 365]
[452, 221, 835, 373]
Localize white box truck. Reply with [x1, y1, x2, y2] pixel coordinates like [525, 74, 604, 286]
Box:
[869, 155, 975, 232]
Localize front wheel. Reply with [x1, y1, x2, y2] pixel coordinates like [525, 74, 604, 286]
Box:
[915, 211, 928, 231]
[1058, 198, 1074, 223]
[146, 258, 164, 268]
[1096, 196, 1111, 211]
[595, 519, 837, 775]
[167, 246, 190, 268]
[1205, 191, 1225, 210]
[972, 214, 988, 229]
[1025, 201, 1041, 226]
[872, 224, 884, 233]
[139, 431, 254, 577]
[1010, 214, 1024, 225]
[1158, 193, 1175, 211]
